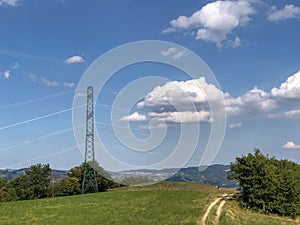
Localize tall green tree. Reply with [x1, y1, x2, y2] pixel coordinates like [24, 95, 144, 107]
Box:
[228, 149, 300, 218]
[11, 164, 51, 200]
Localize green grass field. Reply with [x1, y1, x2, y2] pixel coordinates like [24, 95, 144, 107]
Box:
[0, 182, 298, 225]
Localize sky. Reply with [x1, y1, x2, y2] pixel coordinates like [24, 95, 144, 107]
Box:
[0, 0, 300, 171]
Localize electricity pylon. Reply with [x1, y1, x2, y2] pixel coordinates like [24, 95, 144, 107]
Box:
[81, 86, 98, 194]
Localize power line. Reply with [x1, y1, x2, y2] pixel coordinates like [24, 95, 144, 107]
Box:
[0, 124, 85, 153]
[0, 104, 85, 131]
[0, 90, 74, 111]
[2, 145, 80, 169]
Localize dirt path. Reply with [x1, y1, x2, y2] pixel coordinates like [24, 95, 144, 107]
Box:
[201, 194, 233, 225]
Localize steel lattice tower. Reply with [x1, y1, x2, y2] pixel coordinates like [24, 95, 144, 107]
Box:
[81, 86, 98, 194]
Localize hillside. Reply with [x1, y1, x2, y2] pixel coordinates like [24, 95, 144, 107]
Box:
[112, 164, 238, 188]
[167, 164, 238, 188]
[0, 182, 298, 225]
[1, 164, 238, 188]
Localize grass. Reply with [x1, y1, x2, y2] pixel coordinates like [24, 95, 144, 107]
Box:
[0, 181, 298, 225]
[0, 182, 220, 225]
[219, 199, 300, 225]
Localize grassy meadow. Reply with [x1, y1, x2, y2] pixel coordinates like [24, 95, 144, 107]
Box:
[0, 182, 298, 225]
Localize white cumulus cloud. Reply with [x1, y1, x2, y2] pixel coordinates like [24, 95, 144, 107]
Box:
[283, 141, 300, 149]
[226, 86, 277, 116]
[139, 77, 224, 110]
[271, 70, 300, 99]
[64, 55, 85, 64]
[163, 0, 255, 47]
[136, 77, 222, 124]
[126, 70, 300, 125]
[120, 112, 148, 122]
[268, 4, 300, 21]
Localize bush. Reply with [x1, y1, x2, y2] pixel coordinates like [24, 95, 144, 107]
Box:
[228, 149, 300, 218]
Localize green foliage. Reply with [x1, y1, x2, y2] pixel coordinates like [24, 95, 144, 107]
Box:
[228, 149, 300, 218]
[67, 162, 120, 193]
[0, 178, 17, 202]
[11, 164, 51, 200]
[48, 177, 81, 197]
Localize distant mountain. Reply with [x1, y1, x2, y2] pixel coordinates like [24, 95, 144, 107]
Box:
[111, 164, 239, 188]
[167, 164, 238, 188]
[0, 168, 67, 181]
[1, 164, 238, 188]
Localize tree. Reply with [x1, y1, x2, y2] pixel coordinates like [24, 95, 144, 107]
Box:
[228, 149, 300, 218]
[0, 178, 17, 202]
[11, 164, 51, 200]
[67, 162, 120, 193]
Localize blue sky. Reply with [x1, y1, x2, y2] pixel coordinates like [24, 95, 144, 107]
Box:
[0, 0, 300, 171]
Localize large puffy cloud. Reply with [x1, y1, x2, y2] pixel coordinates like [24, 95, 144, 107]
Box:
[138, 77, 224, 110]
[227, 70, 300, 117]
[271, 71, 300, 99]
[163, 0, 255, 47]
[128, 70, 300, 125]
[268, 4, 300, 22]
[226, 87, 277, 116]
[137, 77, 223, 123]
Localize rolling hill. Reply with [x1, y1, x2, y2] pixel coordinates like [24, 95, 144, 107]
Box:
[0, 182, 298, 225]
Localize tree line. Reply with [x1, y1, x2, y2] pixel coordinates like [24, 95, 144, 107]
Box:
[228, 149, 300, 219]
[0, 162, 120, 202]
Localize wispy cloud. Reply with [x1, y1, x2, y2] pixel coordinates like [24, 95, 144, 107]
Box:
[64, 55, 85, 64]
[63, 83, 75, 88]
[0, 49, 57, 61]
[229, 122, 242, 129]
[120, 112, 148, 122]
[0, 0, 19, 7]
[28, 73, 75, 89]
[0, 62, 19, 80]
[160, 47, 186, 59]
[268, 4, 300, 22]
[268, 109, 300, 119]
[28, 73, 38, 82]
[40, 77, 60, 87]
